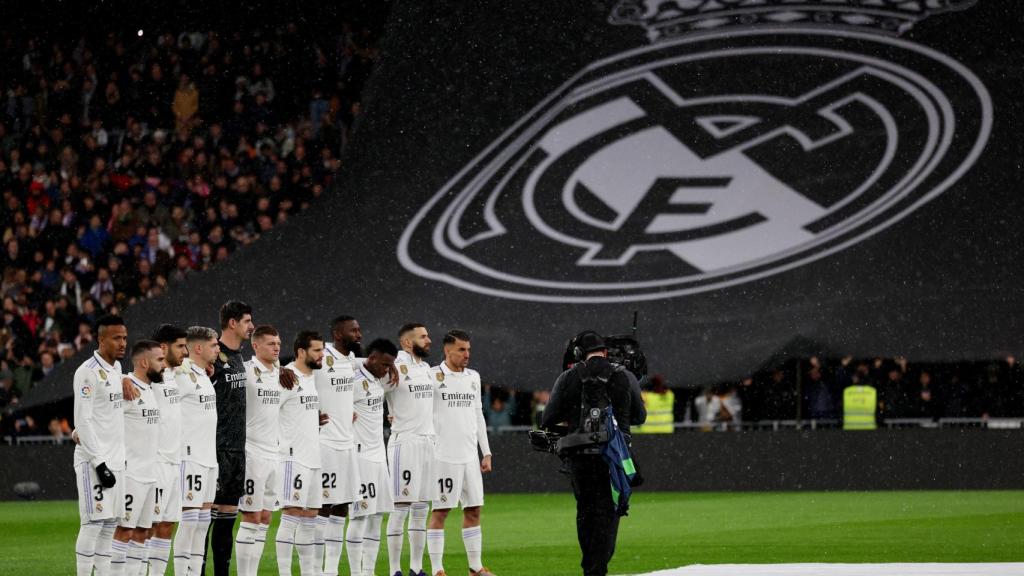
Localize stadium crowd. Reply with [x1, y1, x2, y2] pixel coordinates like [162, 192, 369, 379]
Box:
[666, 355, 1024, 430]
[1, 21, 379, 433]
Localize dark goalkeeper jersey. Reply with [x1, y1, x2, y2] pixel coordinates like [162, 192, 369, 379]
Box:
[212, 340, 248, 453]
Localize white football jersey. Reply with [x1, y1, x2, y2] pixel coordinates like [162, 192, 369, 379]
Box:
[123, 374, 162, 483]
[177, 361, 218, 467]
[352, 363, 387, 463]
[432, 363, 491, 464]
[279, 364, 321, 468]
[315, 344, 357, 450]
[244, 359, 284, 460]
[387, 350, 435, 438]
[151, 366, 183, 465]
[73, 351, 125, 470]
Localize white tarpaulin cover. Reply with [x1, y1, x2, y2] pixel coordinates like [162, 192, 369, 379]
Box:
[636, 565, 1024, 576]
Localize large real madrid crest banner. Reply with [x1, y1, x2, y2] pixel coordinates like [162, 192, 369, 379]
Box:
[401, 1, 992, 303]
[28, 0, 1024, 404]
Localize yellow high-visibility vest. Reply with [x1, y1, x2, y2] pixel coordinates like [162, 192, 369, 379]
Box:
[843, 385, 877, 430]
[635, 390, 675, 434]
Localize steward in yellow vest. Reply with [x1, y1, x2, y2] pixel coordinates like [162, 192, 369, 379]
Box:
[843, 384, 877, 430]
[636, 376, 674, 434]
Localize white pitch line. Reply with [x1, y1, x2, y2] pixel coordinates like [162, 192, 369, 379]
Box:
[632, 564, 1024, 576]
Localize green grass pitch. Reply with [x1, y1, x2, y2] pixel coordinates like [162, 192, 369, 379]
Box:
[1, 491, 1021, 575]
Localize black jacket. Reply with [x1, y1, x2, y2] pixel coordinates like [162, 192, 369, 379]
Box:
[212, 340, 248, 452]
[541, 356, 646, 436]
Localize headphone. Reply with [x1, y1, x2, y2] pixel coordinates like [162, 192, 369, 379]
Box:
[571, 330, 599, 363]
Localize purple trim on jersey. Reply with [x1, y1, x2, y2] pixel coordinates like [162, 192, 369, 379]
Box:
[92, 351, 113, 371]
[81, 462, 93, 513]
[392, 443, 401, 496]
[282, 461, 291, 502]
[128, 373, 150, 390]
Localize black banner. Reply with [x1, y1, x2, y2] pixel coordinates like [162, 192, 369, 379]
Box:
[25, 0, 1024, 406]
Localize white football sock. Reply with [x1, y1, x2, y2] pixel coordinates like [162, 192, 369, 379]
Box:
[146, 537, 172, 575]
[254, 523, 269, 574]
[173, 509, 199, 574]
[296, 516, 318, 575]
[314, 515, 327, 574]
[137, 538, 150, 575]
[427, 528, 445, 575]
[463, 526, 483, 572]
[386, 506, 409, 574]
[234, 521, 260, 576]
[110, 539, 130, 576]
[323, 515, 346, 575]
[189, 509, 212, 575]
[276, 514, 300, 575]
[94, 520, 118, 574]
[361, 514, 383, 576]
[345, 516, 366, 576]
[409, 503, 429, 572]
[75, 520, 103, 576]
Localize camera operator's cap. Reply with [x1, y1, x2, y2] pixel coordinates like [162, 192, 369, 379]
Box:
[578, 331, 607, 353]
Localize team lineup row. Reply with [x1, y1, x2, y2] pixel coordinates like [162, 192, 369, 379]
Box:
[71, 303, 496, 576]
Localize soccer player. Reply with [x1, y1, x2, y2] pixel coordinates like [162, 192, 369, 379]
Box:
[146, 324, 189, 576]
[315, 316, 365, 576]
[73, 314, 128, 576]
[347, 338, 399, 576]
[276, 331, 326, 575]
[172, 326, 220, 575]
[111, 340, 166, 576]
[205, 300, 255, 576]
[427, 330, 495, 576]
[206, 303, 298, 576]
[387, 323, 436, 576]
[235, 325, 289, 576]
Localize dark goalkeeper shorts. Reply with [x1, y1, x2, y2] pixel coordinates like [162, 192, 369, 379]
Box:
[214, 449, 246, 505]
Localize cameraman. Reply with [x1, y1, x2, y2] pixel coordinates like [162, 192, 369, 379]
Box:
[541, 331, 646, 576]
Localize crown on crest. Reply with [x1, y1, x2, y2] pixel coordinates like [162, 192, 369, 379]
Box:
[609, 0, 977, 42]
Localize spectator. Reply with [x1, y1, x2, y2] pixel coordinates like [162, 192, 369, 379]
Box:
[531, 390, 550, 429]
[56, 267, 83, 312]
[635, 374, 675, 434]
[87, 267, 113, 302]
[693, 387, 721, 430]
[73, 321, 94, 351]
[172, 73, 200, 131]
[38, 351, 57, 378]
[878, 360, 909, 420]
[483, 387, 516, 431]
[912, 370, 939, 420]
[48, 416, 71, 440]
[79, 214, 111, 258]
[803, 360, 838, 420]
